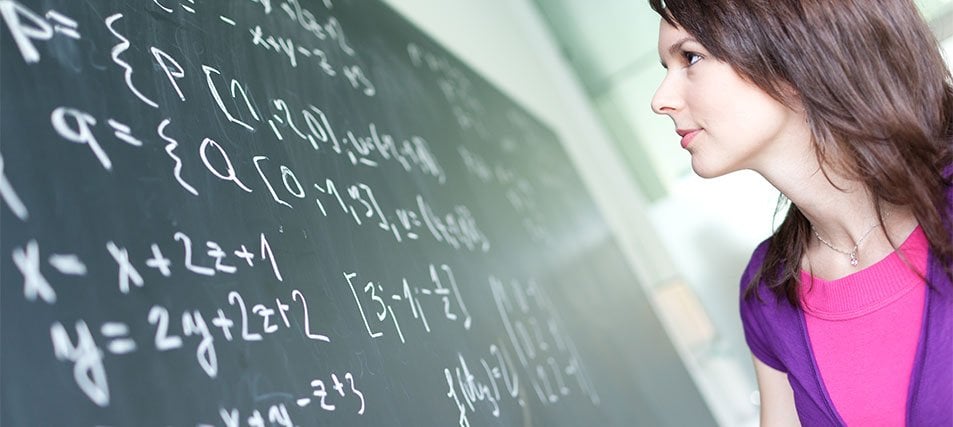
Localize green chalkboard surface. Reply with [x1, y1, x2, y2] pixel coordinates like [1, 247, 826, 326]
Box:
[0, 0, 715, 425]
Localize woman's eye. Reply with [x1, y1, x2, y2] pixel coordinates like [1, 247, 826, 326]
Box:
[683, 51, 702, 66]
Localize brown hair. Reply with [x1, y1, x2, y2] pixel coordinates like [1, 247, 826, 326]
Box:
[650, 0, 953, 305]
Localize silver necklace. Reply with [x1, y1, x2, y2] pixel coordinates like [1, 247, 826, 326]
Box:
[811, 212, 890, 267]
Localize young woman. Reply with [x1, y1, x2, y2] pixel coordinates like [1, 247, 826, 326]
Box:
[649, 0, 953, 425]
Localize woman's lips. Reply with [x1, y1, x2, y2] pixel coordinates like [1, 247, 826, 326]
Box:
[676, 129, 702, 149]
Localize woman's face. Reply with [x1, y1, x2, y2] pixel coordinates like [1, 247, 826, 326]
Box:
[651, 19, 809, 178]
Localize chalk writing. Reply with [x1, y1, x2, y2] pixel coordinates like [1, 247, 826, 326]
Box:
[407, 42, 488, 138]
[0, 1, 80, 63]
[105, 13, 159, 108]
[489, 276, 600, 405]
[0, 153, 29, 220]
[200, 66, 441, 181]
[50, 320, 109, 407]
[13, 239, 56, 304]
[0, 1, 614, 425]
[345, 263, 472, 344]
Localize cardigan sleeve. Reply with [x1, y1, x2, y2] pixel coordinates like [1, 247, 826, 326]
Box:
[739, 239, 787, 372]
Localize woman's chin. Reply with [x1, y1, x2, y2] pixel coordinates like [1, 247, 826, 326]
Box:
[690, 157, 743, 179]
[690, 160, 727, 179]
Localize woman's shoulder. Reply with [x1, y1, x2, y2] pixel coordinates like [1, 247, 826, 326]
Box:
[737, 236, 801, 373]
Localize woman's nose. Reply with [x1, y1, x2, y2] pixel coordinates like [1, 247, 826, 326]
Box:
[651, 75, 682, 115]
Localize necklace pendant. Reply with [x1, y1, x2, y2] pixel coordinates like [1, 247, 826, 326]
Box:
[850, 253, 859, 266]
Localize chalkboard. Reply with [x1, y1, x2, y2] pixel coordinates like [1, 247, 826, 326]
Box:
[0, 0, 716, 425]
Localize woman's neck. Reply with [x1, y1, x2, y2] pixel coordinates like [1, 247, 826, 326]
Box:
[753, 150, 918, 277]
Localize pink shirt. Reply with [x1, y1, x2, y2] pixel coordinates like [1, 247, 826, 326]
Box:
[799, 226, 928, 426]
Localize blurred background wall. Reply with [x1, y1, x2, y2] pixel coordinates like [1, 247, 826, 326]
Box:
[381, 1, 953, 425]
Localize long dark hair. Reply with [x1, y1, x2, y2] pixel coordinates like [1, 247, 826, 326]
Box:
[650, 0, 953, 305]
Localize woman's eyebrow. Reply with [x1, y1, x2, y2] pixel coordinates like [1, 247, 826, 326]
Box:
[667, 37, 695, 57]
[659, 36, 695, 68]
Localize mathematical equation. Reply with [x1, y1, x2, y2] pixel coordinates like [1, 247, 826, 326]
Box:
[0, 0, 604, 425]
[48, 285, 335, 406]
[12, 231, 283, 305]
[156, 0, 371, 98]
[1, 0, 445, 180]
[36, 102, 484, 253]
[0, 1, 495, 257]
[443, 275, 601, 426]
[345, 263, 473, 344]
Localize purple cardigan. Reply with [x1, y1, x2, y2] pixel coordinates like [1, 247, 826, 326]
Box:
[739, 236, 953, 425]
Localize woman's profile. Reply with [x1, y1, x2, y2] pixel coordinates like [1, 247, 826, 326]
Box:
[650, 0, 953, 424]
